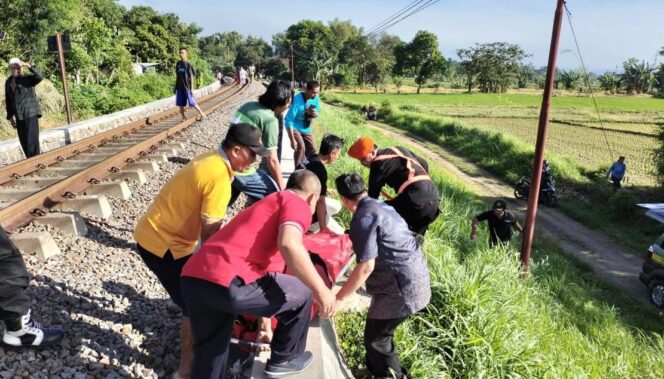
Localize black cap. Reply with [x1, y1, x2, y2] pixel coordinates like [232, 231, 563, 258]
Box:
[224, 123, 270, 157]
[492, 199, 507, 210]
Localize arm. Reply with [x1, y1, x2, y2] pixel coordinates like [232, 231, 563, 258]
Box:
[470, 216, 479, 240]
[278, 224, 336, 318]
[5, 83, 15, 123]
[514, 220, 523, 233]
[284, 101, 298, 149]
[315, 195, 328, 231]
[27, 65, 43, 86]
[367, 165, 387, 199]
[200, 217, 223, 243]
[266, 150, 286, 190]
[335, 259, 375, 302]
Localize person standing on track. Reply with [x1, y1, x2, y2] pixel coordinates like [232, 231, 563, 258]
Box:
[285, 80, 321, 169]
[5, 58, 43, 158]
[132, 123, 268, 379]
[0, 226, 64, 348]
[174, 48, 205, 121]
[348, 136, 440, 236]
[229, 80, 292, 206]
[181, 170, 336, 379]
[334, 173, 430, 379]
[470, 199, 523, 248]
[607, 156, 627, 189]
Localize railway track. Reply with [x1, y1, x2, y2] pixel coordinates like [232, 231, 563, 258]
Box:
[0, 84, 245, 232]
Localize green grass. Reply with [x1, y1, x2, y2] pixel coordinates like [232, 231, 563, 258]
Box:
[335, 92, 664, 112]
[315, 105, 664, 378]
[323, 92, 664, 256]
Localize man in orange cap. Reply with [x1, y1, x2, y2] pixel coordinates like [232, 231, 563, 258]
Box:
[348, 136, 440, 236]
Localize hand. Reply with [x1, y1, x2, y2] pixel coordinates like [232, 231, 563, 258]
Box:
[9, 118, 16, 129]
[290, 139, 298, 151]
[21, 62, 31, 68]
[327, 188, 338, 197]
[315, 289, 336, 319]
[309, 109, 318, 118]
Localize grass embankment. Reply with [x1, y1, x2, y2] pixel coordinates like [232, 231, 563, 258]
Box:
[315, 105, 664, 378]
[323, 92, 664, 255]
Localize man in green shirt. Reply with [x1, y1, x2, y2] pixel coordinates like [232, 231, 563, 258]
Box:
[229, 80, 292, 205]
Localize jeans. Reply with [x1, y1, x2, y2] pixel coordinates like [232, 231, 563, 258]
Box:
[229, 169, 279, 206]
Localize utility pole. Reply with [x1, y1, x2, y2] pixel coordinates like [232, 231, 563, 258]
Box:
[56, 32, 73, 124]
[290, 44, 295, 86]
[520, 0, 565, 276]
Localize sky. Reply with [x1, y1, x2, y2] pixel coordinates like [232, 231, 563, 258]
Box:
[117, 0, 663, 73]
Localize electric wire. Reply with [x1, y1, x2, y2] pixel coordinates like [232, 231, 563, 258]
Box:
[365, 0, 427, 36]
[367, 0, 440, 38]
[563, 3, 615, 160]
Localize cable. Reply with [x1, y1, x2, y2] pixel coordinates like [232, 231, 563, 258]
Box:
[365, 0, 427, 36]
[367, 0, 440, 38]
[563, 3, 615, 160]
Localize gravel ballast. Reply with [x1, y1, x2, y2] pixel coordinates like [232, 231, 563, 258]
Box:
[0, 84, 264, 378]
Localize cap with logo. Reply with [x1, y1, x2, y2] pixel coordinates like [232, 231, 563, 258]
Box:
[223, 123, 270, 157]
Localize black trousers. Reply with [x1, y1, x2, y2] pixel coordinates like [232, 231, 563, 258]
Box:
[182, 273, 313, 378]
[16, 117, 40, 158]
[610, 175, 622, 189]
[364, 316, 409, 378]
[0, 227, 31, 321]
[387, 195, 440, 236]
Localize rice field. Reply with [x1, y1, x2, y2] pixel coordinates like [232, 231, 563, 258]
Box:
[331, 92, 664, 186]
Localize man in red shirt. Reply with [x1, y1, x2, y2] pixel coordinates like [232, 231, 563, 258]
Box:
[181, 170, 336, 378]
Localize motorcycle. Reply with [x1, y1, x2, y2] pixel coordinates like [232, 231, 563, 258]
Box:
[514, 174, 558, 207]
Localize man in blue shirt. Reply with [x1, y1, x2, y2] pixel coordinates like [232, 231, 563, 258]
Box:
[285, 80, 321, 168]
[607, 156, 626, 189]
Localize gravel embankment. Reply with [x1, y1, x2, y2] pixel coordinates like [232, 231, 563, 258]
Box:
[0, 83, 263, 378]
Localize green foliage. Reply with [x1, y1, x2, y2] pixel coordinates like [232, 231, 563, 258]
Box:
[283, 20, 338, 83]
[558, 69, 582, 90]
[599, 71, 620, 94]
[621, 58, 656, 95]
[199, 31, 244, 70]
[457, 42, 528, 93]
[318, 105, 664, 378]
[394, 31, 446, 94]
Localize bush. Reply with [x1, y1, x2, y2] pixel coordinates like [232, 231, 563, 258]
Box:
[607, 190, 639, 221]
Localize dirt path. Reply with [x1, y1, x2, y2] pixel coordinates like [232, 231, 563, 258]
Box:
[365, 121, 648, 300]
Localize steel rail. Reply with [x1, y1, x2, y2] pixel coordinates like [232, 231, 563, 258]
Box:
[0, 85, 246, 231]
[0, 84, 238, 186]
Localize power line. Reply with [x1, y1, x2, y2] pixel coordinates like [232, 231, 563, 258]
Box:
[365, 0, 427, 36]
[367, 0, 440, 38]
[563, 3, 614, 160]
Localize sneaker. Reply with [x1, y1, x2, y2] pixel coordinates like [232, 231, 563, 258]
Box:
[2, 310, 64, 348]
[264, 351, 313, 378]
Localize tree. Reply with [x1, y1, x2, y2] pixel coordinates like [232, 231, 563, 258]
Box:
[282, 20, 338, 83]
[338, 35, 373, 86]
[598, 71, 620, 94]
[234, 36, 272, 70]
[516, 63, 536, 89]
[199, 31, 243, 70]
[655, 64, 664, 97]
[621, 58, 655, 94]
[457, 42, 528, 93]
[557, 69, 581, 90]
[394, 31, 446, 94]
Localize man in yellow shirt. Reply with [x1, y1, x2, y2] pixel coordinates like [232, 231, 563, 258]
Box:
[133, 123, 268, 379]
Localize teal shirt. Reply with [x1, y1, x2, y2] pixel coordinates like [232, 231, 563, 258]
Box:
[284, 92, 320, 133]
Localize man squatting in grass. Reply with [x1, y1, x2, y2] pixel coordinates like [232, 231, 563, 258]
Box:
[181, 170, 337, 379]
[305, 134, 346, 234]
[285, 80, 321, 169]
[229, 80, 292, 206]
[175, 48, 205, 121]
[471, 199, 523, 248]
[348, 136, 440, 236]
[334, 173, 431, 379]
[132, 123, 268, 379]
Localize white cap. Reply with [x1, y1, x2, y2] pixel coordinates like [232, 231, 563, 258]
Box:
[8, 58, 21, 67]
